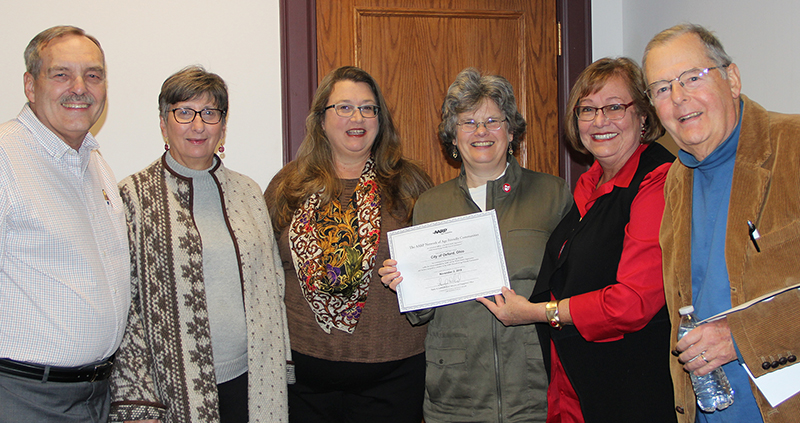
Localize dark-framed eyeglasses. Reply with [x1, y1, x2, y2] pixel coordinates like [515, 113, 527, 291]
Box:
[324, 103, 380, 118]
[456, 118, 508, 133]
[645, 65, 728, 102]
[574, 101, 635, 122]
[170, 108, 225, 125]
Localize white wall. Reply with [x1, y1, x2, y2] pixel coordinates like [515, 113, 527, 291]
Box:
[0, 0, 283, 188]
[6, 2, 795, 186]
[592, 0, 800, 114]
[591, 0, 624, 62]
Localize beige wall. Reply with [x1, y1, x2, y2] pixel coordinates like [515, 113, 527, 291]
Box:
[0, 0, 283, 188]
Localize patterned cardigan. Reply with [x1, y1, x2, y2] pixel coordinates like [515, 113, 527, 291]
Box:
[109, 154, 291, 422]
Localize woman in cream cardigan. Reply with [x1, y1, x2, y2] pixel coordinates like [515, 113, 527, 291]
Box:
[109, 66, 292, 423]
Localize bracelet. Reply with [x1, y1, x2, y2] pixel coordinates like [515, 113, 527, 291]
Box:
[545, 300, 562, 330]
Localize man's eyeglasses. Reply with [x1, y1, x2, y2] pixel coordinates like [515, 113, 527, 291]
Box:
[646, 65, 728, 102]
[324, 104, 380, 118]
[456, 118, 508, 133]
[170, 108, 225, 125]
[574, 101, 635, 122]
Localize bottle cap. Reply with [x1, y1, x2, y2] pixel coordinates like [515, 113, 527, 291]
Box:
[679, 305, 695, 316]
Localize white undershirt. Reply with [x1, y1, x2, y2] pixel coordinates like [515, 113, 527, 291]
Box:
[467, 163, 509, 211]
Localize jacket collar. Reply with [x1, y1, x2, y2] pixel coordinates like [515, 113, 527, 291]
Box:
[726, 95, 772, 290]
[666, 95, 769, 192]
[456, 154, 522, 196]
[666, 94, 773, 300]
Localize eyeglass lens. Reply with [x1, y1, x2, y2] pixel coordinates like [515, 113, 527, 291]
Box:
[458, 119, 505, 133]
[575, 103, 632, 121]
[172, 108, 223, 124]
[647, 67, 723, 101]
[329, 104, 379, 118]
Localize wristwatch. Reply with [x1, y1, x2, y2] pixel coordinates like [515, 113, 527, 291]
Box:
[546, 300, 562, 329]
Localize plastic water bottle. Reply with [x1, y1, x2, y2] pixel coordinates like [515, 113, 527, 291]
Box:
[677, 305, 734, 412]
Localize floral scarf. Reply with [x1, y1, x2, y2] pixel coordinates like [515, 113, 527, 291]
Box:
[289, 158, 381, 333]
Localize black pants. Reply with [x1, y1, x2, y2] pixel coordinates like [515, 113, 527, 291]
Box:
[288, 351, 425, 423]
[218, 372, 248, 423]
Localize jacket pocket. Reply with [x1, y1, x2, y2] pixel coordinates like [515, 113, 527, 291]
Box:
[424, 331, 469, 405]
[743, 219, 800, 295]
[523, 329, 548, 404]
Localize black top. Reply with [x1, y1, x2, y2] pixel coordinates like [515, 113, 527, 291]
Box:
[532, 143, 677, 422]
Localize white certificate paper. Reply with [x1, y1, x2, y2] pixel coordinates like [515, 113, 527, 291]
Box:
[387, 210, 509, 312]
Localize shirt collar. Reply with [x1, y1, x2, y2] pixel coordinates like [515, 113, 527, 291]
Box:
[17, 103, 99, 161]
[575, 143, 648, 215]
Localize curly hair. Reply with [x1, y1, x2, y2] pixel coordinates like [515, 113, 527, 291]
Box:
[564, 57, 665, 155]
[267, 66, 432, 231]
[439, 68, 526, 160]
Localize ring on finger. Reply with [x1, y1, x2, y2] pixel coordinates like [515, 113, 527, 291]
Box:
[700, 351, 709, 363]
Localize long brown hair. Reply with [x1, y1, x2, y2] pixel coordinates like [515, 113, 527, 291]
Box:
[267, 66, 432, 231]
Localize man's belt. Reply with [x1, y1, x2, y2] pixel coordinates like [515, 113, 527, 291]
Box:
[0, 356, 114, 383]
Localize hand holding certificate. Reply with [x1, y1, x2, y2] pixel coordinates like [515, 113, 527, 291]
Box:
[386, 210, 509, 312]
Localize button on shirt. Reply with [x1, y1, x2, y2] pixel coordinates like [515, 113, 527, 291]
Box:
[0, 104, 130, 367]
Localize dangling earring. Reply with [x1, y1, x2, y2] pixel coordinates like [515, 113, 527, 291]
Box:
[164, 141, 169, 151]
[508, 144, 513, 155]
[640, 125, 646, 139]
[452, 148, 459, 159]
[218, 144, 226, 159]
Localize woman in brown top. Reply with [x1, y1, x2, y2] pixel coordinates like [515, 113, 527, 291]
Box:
[265, 66, 432, 423]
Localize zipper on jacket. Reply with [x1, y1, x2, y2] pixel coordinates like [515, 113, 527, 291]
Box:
[492, 318, 504, 422]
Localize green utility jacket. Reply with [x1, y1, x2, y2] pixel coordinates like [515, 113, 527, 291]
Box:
[409, 156, 572, 423]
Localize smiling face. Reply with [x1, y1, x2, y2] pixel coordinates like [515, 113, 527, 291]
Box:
[577, 76, 644, 175]
[322, 80, 380, 167]
[24, 34, 106, 150]
[645, 33, 741, 161]
[454, 98, 512, 183]
[161, 94, 226, 170]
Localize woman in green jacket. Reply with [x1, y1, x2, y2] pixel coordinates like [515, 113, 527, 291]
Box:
[380, 68, 572, 423]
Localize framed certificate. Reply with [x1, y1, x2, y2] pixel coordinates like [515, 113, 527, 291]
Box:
[387, 210, 509, 312]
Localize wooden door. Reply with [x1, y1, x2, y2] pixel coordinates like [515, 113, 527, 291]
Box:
[316, 0, 559, 185]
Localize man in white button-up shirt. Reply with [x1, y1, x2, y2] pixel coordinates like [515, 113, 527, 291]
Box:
[0, 25, 130, 423]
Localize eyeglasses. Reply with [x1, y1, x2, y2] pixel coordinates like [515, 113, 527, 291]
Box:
[170, 108, 225, 125]
[574, 101, 635, 121]
[646, 65, 728, 102]
[324, 103, 380, 118]
[456, 118, 508, 133]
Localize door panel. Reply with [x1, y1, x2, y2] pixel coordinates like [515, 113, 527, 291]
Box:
[317, 1, 558, 185]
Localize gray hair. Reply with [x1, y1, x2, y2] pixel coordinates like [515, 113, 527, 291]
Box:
[24, 26, 104, 78]
[642, 23, 732, 78]
[439, 68, 525, 160]
[158, 66, 228, 121]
